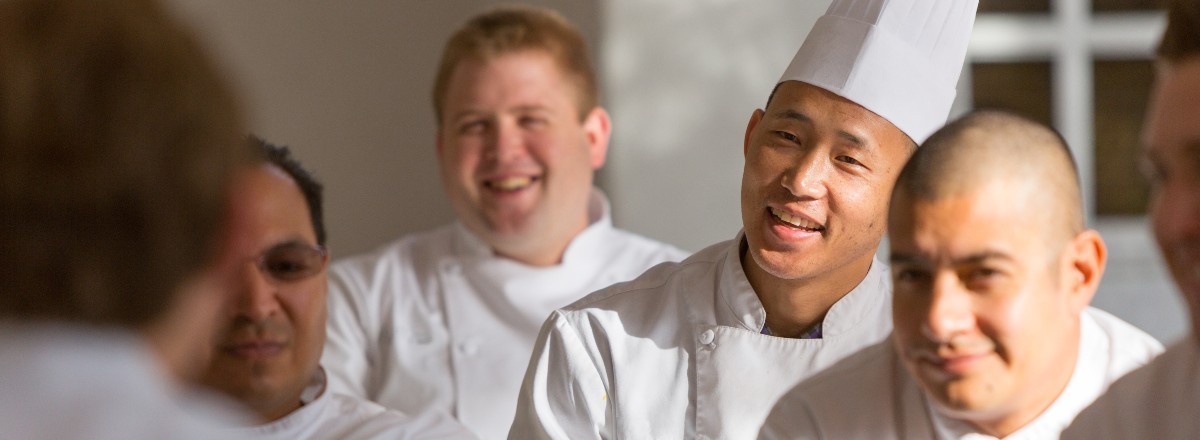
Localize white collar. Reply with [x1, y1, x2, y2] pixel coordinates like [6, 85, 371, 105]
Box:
[715, 232, 891, 337]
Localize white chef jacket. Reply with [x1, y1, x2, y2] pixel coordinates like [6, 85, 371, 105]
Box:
[510, 232, 894, 439]
[227, 367, 475, 440]
[1061, 336, 1198, 439]
[760, 307, 1163, 440]
[0, 322, 246, 440]
[322, 190, 687, 440]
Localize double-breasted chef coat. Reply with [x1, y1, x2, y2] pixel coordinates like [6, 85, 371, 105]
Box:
[510, 232, 893, 439]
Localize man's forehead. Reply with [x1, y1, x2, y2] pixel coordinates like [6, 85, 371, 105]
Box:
[1144, 60, 1200, 152]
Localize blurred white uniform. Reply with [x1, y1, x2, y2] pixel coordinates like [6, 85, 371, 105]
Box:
[322, 190, 687, 439]
[226, 368, 475, 440]
[1061, 337, 1198, 439]
[761, 308, 1163, 440]
[510, 234, 893, 439]
[0, 323, 244, 440]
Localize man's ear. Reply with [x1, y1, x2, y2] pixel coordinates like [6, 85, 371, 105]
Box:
[744, 109, 765, 157]
[1064, 229, 1106, 313]
[583, 106, 611, 170]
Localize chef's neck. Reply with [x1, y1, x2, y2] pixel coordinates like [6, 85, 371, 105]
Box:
[741, 246, 874, 338]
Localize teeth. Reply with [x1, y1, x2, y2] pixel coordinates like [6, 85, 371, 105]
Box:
[489, 176, 533, 191]
[771, 207, 822, 230]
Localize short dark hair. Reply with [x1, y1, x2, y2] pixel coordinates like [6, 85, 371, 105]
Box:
[0, 0, 246, 327]
[1158, 0, 1200, 63]
[249, 136, 327, 246]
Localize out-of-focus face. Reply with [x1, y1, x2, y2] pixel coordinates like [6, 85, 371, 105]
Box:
[437, 50, 608, 266]
[889, 183, 1092, 435]
[740, 81, 912, 285]
[1143, 57, 1200, 340]
[200, 164, 328, 421]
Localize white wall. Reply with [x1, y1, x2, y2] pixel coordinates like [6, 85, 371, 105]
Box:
[165, 0, 602, 257]
[601, 0, 832, 252]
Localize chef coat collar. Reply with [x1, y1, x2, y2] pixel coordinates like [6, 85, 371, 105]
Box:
[716, 231, 890, 338]
[450, 187, 612, 266]
[244, 367, 330, 432]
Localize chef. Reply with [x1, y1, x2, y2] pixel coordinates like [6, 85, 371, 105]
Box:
[510, 1, 978, 438]
[202, 139, 474, 439]
[1061, 0, 1200, 437]
[319, 6, 687, 439]
[761, 110, 1162, 439]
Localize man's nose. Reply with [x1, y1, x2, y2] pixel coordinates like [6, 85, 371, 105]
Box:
[921, 272, 975, 342]
[234, 264, 280, 320]
[781, 151, 830, 200]
[485, 120, 527, 163]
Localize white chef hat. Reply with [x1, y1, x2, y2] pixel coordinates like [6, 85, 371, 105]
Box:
[778, 0, 978, 144]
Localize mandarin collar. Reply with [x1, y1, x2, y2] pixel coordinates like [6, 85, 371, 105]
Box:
[715, 231, 891, 337]
[450, 187, 613, 269]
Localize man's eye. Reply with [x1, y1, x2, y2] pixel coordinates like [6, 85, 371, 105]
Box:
[265, 258, 310, 277]
[896, 268, 930, 284]
[259, 245, 326, 282]
[963, 267, 1004, 291]
[772, 130, 801, 146]
[519, 116, 548, 127]
[970, 267, 1000, 280]
[836, 155, 863, 167]
[458, 120, 488, 134]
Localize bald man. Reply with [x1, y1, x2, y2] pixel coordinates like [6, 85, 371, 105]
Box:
[760, 111, 1162, 439]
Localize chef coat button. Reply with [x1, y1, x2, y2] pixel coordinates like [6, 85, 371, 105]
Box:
[698, 329, 715, 346]
[457, 341, 478, 356]
[442, 262, 461, 274]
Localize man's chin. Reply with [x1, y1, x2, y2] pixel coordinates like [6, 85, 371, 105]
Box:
[745, 245, 824, 281]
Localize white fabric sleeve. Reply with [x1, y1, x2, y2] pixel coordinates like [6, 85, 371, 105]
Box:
[322, 265, 375, 399]
[508, 311, 610, 440]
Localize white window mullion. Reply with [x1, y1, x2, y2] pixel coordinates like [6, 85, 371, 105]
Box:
[1056, 0, 1096, 223]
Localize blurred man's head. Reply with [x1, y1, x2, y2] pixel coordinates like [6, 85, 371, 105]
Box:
[1144, 0, 1200, 340]
[433, 6, 610, 267]
[889, 111, 1105, 437]
[0, 0, 248, 379]
[201, 138, 329, 422]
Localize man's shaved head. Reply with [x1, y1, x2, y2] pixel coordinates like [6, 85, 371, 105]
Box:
[888, 110, 1107, 437]
[892, 110, 1084, 247]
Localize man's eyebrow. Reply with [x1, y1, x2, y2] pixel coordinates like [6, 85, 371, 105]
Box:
[837, 130, 867, 149]
[512, 104, 552, 113]
[955, 251, 1015, 265]
[771, 109, 813, 124]
[889, 252, 927, 265]
[889, 251, 1015, 265]
[449, 109, 486, 122]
